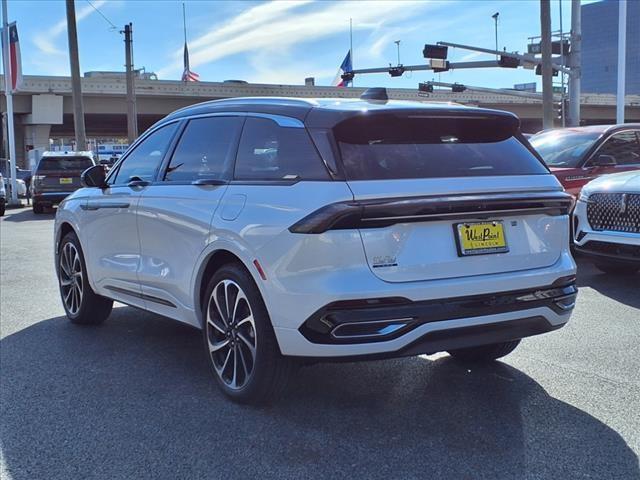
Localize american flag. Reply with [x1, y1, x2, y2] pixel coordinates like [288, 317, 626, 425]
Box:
[182, 42, 199, 82]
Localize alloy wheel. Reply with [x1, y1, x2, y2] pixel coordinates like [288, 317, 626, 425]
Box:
[59, 242, 83, 315]
[206, 279, 257, 390]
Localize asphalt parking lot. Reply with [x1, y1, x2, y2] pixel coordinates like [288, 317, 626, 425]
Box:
[1, 206, 639, 480]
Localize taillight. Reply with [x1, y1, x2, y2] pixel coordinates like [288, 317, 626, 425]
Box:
[32, 175, 45, 187]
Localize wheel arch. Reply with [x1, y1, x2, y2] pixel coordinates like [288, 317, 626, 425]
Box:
[193, 247, 265, 328]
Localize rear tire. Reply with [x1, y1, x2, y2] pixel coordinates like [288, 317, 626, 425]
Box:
[594, 262, 639, 275]
[33, 203, 43, 214]
[202, 263, 294, 404]
[448, 340, 521, 363]
[0, 202, 5, 216]
[58, 231, 113, 325]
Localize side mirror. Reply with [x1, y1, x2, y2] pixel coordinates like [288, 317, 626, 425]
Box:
[591, 154, 617, 167]
[81, 165, 107, 188]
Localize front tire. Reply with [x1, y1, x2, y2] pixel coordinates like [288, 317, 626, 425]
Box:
[58, 231, 113, 325]
[448, 339, 521, 363]
[594, 262, 639, 275]
[202, 263, 294, 404]
[33, 202, 43, 214]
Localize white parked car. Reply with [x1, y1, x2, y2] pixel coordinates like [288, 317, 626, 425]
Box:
[54, 93, 577, 403]
[3, 176, 27, 199]
[573, 170, 640, 274]
[0, 173, 6, 216]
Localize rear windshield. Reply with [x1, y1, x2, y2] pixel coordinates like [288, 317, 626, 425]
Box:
[38, 156, 94, 172]
[333, 114, 548, 180]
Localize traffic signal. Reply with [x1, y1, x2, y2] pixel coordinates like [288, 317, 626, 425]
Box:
[535, 64, 559, 77]
[388, 66, 405, 77]
[418, 82, 434, 93]
[341, 71, 355, 83]
[499, 56, 520, 68]
[423, 44, 448, 59]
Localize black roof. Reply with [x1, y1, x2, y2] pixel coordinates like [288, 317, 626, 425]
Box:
[162, 97, 519, 129]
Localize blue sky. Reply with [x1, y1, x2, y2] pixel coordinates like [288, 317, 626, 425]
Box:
[6, 0, 588, 89]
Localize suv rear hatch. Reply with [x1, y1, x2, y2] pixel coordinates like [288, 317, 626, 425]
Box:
[35, 156, 94, 192]
[326, 110, 571, 283]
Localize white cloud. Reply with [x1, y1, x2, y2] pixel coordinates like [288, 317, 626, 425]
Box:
[32, 0, 107, 59]
[157, 0, 435, 79]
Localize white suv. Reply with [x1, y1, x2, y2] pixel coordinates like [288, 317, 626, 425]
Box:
[54, 94, 577, 403]
[573, 170, 640, 274]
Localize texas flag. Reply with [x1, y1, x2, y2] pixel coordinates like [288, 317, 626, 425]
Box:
[2, 22, 23, 92]
[332, 50, 352, 87]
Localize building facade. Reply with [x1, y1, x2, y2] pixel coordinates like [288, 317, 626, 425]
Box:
[581, 0, 639, 95]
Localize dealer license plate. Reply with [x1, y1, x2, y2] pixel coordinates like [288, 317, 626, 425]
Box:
[59, 178, 72, 185]
[456, 221, 509, 256]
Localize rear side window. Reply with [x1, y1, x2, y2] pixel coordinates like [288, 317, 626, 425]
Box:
[334, 114, 548, 180]
[37, 156, 94, 172]
[165, 116, 242, 182]
[234, 117, 329, 181]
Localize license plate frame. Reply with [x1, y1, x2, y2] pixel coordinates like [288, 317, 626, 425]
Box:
[59, 177, 73, 185]
[454, 221, 509, 257]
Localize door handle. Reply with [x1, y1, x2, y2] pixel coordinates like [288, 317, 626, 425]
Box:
[128, 176, 151, 188]
[81, 202, 130, 210]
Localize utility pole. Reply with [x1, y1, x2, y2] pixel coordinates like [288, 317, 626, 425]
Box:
[616, 0, 627, 124]
[540, 0, 554, 129]
[568, 0, 581, 127]
[2, 0, 18, 204]
[65, 0, 86, 151]
[123, 23, 138, 143]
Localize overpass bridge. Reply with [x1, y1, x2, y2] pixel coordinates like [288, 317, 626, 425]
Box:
[2, 74, 640, 165]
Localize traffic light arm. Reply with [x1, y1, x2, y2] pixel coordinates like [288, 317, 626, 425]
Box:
[437, 41, 571, 75]
[350, 60, 499, 75]
[425, 81, 563, 101]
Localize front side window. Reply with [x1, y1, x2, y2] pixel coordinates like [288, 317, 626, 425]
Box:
[592, 131, 640, 166]
[530, 130, 601, 168]
[164, 116, 242, 182]
[234, 117, 329, 181]
[335, 114, 548, 180]
[110, 123, 178, 185]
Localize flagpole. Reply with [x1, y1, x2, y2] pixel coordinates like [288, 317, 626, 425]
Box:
[349, 18, 353, 87]
[1, 0, 18, 205]
[183, 3, 187, 45]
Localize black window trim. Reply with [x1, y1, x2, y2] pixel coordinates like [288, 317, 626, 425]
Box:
[583, 128, 640, 169]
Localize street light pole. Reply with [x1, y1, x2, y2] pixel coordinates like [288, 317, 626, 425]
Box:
[540, 0, 554, 129]
[492, 12, 499, 60]
[568, 0, 581, 127]
[1, 0, 18, 204]
[616, 0, 627, 124]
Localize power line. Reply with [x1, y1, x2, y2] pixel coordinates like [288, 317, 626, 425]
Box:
[85, 0, 117, 31]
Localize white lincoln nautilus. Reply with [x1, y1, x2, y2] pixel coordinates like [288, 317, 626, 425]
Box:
[54, 91, 577, 403]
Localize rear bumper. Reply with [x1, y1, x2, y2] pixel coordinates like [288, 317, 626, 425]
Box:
[300, 282, 577, 345]
[274, 279, 576, 359]
[32, 192, 73, 205]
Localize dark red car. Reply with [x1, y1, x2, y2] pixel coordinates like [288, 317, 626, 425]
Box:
[530, 124, 640, 196]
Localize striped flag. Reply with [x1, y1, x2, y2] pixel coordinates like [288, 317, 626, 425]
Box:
[2, 22, 23, 92]
[332, 50, 352, 87]
[182, 42, 200, 82]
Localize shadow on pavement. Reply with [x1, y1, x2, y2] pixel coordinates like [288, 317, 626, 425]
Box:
[576, 257, 640, 309]
[1, 208, 55, 222]
[1, 307, 638, 480]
